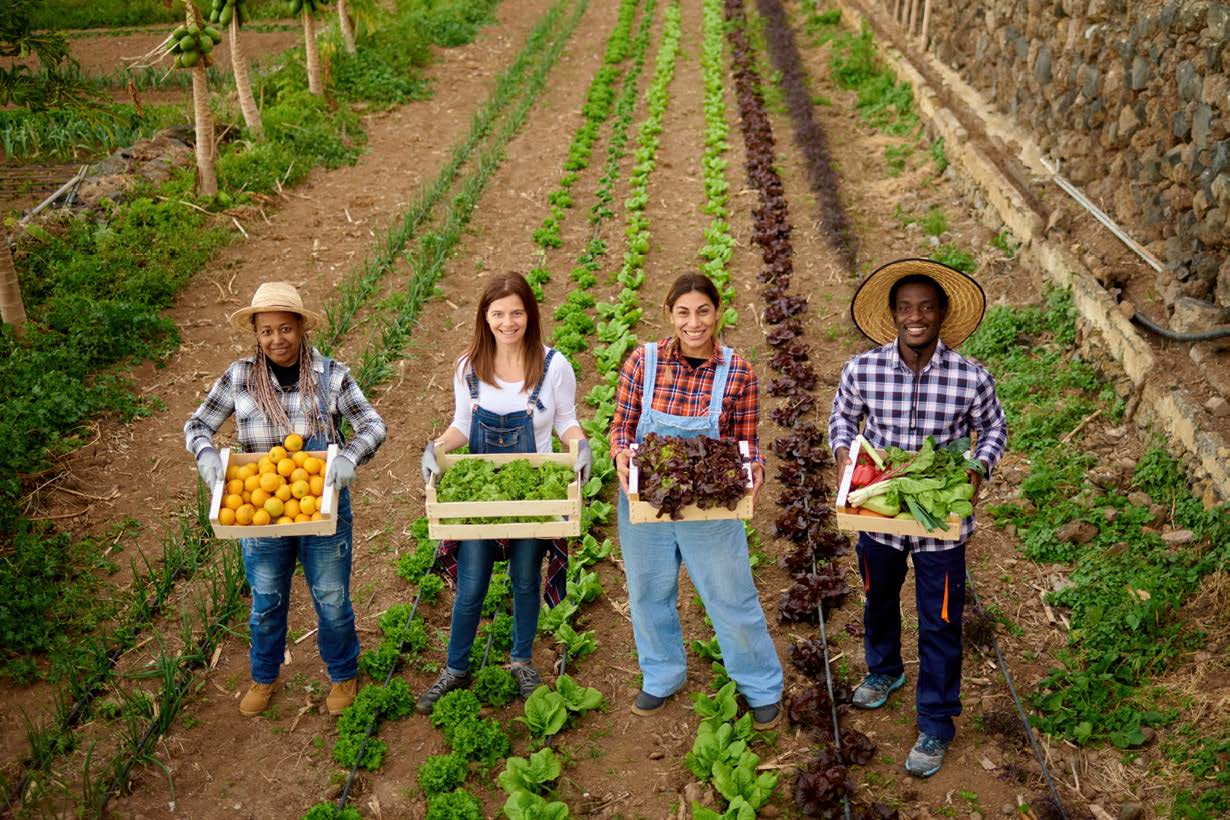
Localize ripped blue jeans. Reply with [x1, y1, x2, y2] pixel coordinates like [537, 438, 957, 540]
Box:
[240, 490, 358, 684]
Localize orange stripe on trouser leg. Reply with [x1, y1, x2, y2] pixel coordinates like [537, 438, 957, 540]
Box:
[863, 555, 870, 594]
[941, 573, 949, 623]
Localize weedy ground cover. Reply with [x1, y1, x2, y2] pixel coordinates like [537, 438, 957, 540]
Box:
[30, 0, 287, 29]
[964, 289, 1230, 812]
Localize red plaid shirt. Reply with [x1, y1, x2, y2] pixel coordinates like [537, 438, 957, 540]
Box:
[610, 337, 762, 463]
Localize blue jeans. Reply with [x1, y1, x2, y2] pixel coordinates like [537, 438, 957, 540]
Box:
[446, 538, 546, 673]
[240, 491, 358, 684]
[616, 493, 784, 707]
[856, 533, 966, 742]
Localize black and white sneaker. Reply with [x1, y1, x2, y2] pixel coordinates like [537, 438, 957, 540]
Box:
[414, 668, 470, 715]
[509, 663, 544, 700]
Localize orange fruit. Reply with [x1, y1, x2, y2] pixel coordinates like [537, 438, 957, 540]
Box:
[290, 468, 309, 484]
[264, 497, 284, 518]
[252, 509, 271, 526]
[284, 433, 304, 453]
[269, 446, 288, 463]
[244, 474, 261, 493]
[290, 480, 310, 500]
[219, 507, 237, 525]
[242, 491, 252, 504]
[251, 488, 270, 507]
[303, 456, 322, 476]
[258, 455, 273, 469]
[309, 475, 325, 496]
[291, 450, 309, 467]
[238, 463, 258, 481]
[310, 511, 322, 521]
[274, 484, 292, 502]
[236, 504, 255, 525]
[224, 494, 243, 511]
[295, 514, 311, 523]
[258, 461, 277, 475]
[284, 498, 301, 518]
[226, 478, 244, 495]
[299, 495, 316, 515]
[277, 458, 295, 478]
[225, 465, 240, 481]
[276, 515, 294, 525]
[259, 472, 282, 494]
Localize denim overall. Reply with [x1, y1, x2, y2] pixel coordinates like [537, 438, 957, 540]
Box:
[616, 343, 783, 706]
[241, 356, 357, 685]
[444, 350, 558, 674]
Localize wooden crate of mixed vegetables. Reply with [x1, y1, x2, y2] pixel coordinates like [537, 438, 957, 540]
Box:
[425, 441, 583, 539]
[835, 435, 978, 541]
[627, 435, 754, 523]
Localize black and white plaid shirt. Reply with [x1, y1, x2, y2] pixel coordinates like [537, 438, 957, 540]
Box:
[184, 348, 386, 466]
[828, 339, 1008, 551]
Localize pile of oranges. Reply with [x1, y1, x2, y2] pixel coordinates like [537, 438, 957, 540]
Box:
[217, 434, 329, 527]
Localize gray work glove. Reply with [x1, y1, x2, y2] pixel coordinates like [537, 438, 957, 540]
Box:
[196, 447, 224, 487]
[326, 455, 356, 490]
[575, 439, 593, 483]
[421, 440, 441, 484]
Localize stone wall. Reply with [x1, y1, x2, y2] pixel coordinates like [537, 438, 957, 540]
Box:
[926, 0, 1230, 318]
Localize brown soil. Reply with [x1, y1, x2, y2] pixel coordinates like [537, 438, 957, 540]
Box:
[3, 0, 1220, 818]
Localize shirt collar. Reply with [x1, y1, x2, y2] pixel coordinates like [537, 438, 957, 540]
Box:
[663, 336, 725, 367]
[888, 338, 950, 374]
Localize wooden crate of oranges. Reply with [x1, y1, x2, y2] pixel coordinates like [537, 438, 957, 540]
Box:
[207, 434, 340, 538]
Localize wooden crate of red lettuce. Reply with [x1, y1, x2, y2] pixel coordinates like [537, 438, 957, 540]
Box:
[425, 442, 582, 539]
[835, 435, 980, 541]
[627, 434, 754, 522]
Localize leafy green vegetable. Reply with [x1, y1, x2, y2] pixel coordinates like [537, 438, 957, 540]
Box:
[418, 753, 470, 797]
[447, 716, 511, 768]
[333, 678, 416, 769]
[503, 790, 572, 820]
[520, 686, 569, 737]
[498, 748, 562, 795]
[430, 689, 482, 733]
[426, 788, 483, 820]
[555, 674, 605, 713]
[474, 666, 520, 707]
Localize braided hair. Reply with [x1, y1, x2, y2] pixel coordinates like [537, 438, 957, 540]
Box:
[246, 327, 329, 443]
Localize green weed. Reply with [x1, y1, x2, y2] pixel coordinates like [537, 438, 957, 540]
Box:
[991, 229, 1020, 259]
[929, 243, 975, 274]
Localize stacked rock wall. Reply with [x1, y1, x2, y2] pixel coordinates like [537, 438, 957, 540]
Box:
[926, 0, 1229, 315]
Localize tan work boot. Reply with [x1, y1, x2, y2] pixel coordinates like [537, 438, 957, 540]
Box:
[327, 678, 358, 716]
[239, 679, 279, 717]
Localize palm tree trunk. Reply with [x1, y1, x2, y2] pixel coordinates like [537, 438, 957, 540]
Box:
[192, 65, 218, 195]
[0, 237, 27, 336]
[230, 15, 263, 137]
[920, 0, 933, 48]
[338, 0, 356, 55]
[303, 8, 322, 95]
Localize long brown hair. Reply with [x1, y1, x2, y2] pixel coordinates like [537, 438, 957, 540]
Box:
[463, 273, 545, 391]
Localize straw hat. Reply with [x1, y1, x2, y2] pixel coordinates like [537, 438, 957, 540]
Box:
[228, 282, 324, 332]
[850, 258, 986, 348]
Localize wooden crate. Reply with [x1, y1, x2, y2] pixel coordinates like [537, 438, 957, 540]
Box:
[208, 444, 340, 538]
[425, 441, 582, 540]
[626, 440, 755, 524]
[834, 441, 961, 541]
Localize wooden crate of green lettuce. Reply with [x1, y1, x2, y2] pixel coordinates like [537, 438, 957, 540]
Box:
[835, 435, 976, 541]
[425, 441, 582, 539]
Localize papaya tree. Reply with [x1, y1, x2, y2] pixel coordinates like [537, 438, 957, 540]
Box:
[337, 0, 356, 55]
[164, 3, 221, 194]
[207, 0, 262, 137]
[292, 0, 332, 96]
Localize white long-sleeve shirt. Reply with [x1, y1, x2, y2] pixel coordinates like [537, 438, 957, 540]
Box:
[449, 350, 579, 454]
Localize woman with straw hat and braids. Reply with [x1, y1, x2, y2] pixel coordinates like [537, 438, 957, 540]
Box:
[828, 259, 1007, 777]
[185, 282, 387, 718]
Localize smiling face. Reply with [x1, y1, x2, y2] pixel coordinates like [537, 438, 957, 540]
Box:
[253, 311, 303, 367]
[486, 294, 527, 350]
[892, 281, 947, 351]
[669, 289, 718, 357]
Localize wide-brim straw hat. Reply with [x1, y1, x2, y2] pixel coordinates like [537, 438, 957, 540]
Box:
[850, 258, 986, 348]
[228, 281, 324, 332]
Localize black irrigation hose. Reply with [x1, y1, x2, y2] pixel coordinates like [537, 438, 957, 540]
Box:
[543, 647, 570, 749]
[1127, 308, 1230, 342]
[966, 573, 1069, 820]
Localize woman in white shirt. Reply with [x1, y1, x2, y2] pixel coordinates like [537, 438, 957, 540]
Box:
[415, 272, 591, 714]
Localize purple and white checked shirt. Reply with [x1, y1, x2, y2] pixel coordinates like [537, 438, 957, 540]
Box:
[828, 340, 1008, 552]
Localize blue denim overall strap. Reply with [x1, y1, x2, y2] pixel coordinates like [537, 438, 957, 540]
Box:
[634, 342, 734, 442]
[466, 349, 558, 412]
[465, 349, 556, 455]
[618, 341, 782, 706]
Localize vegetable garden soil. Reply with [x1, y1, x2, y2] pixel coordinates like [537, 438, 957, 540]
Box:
[5, 0, 1221, 817]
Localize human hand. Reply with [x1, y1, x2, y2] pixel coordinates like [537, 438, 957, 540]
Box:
[327, 455, 356, 489]
[196, 447, 224, 487]
[968, 469, 983, 506]
[835, 447, 851, 482]
[615, 448, 632, 495]
[575, 439, 593, 483]
[751, 462, 765, 499]
[421, 440, 440, 484]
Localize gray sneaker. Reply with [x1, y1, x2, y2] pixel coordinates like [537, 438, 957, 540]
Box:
[414, 668, 470, 715]
[508, 663, 544, 700]
[852, 672, 906, 709]
[904, 732, 949, 777]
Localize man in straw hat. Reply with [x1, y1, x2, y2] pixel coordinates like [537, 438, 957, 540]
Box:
[185, 282, 387, 718]
[828, 259, 1007, 777]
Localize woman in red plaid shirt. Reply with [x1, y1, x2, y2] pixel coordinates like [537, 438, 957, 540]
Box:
[611, 273, 783, 729]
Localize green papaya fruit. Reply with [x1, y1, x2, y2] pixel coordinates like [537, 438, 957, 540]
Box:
[199, 36, 214, 52]
[220, 5, 233, 25]
[179, 50, 200, 68]
[205, 26, 222, 43]
[179, 34, 197, 52]
[171, 25, 187, 39]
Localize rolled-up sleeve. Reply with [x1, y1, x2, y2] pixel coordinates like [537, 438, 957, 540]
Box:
[827, 359, 865, 456]
[970, 369, 1007, 477]
[184, 366, 237, 458]
[337, 368, 386, 466]
[723, 364, 762, 465]
[609, 347, 644, 457]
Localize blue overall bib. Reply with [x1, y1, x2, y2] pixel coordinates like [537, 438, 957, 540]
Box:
[444, 351, 558, 673]
[241, 355, 357, 685]
[615, 343, 783, 706]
